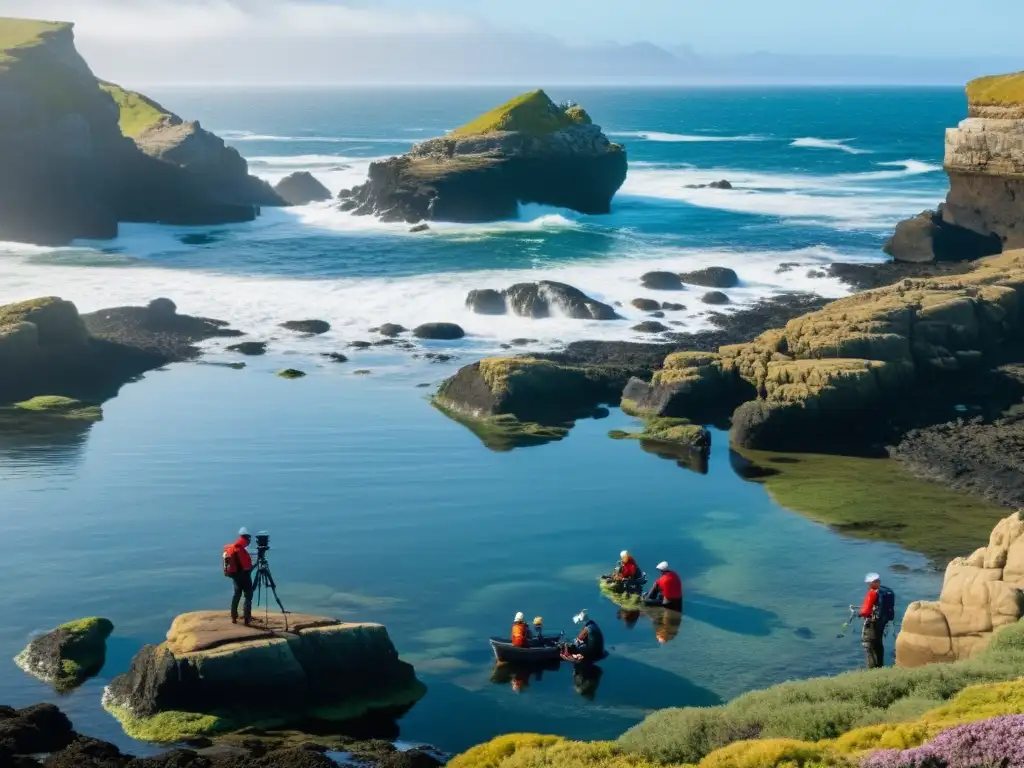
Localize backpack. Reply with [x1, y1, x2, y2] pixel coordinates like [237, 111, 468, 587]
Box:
[876, 586, 896, 624]
[222, 544, 238, 577]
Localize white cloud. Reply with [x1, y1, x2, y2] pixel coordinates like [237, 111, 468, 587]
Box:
[0, 0, 483, 40]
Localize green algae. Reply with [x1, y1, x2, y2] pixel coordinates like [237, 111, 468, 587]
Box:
[13, 396, 102, 421]
[735, 449, 1008, 565]
[104, 702, 225, 743]
[15, 616, 113, 693]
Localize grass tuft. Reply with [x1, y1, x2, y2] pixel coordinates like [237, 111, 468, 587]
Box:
[450, 90, 591, 136]
[99, 81, 173, 138]
[966, 71, 1024, 107]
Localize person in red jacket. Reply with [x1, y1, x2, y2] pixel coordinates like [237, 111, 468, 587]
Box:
[511, 611, 532, 648]
[645, 561, 683, 612]
[228, 527, 254, 625]
[859, 572, 884, 668]
[616, 551, 640, 581]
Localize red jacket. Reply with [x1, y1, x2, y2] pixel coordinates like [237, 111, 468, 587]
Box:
[657, 570, 683, 601]
[231, 537, 253, 572]
[511, 621, 530, 648]
[860, 587, 879, 619]
[619, 557, 639, 580]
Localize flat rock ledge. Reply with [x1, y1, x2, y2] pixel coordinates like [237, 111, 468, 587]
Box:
[103, 610, 425, 742]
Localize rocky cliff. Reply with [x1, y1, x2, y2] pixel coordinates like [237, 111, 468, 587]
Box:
[0, 17, 278, 246]
[886, 71, 1024, 262]
[339, 89, 627, 223]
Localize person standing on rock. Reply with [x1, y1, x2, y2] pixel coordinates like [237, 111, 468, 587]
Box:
[223, 527, 254, 626]
[858, 572, 895, 669]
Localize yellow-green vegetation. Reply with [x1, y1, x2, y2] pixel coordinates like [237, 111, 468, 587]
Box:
[0, 17, 66, 66]
[99, 81, 172, 138]
[735, 448, 1007, 564]
[277, 368, 307, 379]
[966, 71, 1024, 107]
[457, 622, 1024, 768]
[598, 578, 644, 609]
[609, 418, 707, 448]
[104, 703, 224, 743]
[451, 90, 592, 136]
[13, 396, 102, 421]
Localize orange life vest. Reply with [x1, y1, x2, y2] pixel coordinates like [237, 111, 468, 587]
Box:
[511, 621, 530, 648]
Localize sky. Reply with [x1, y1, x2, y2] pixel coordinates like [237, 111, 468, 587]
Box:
[1, 0, 1022, 85]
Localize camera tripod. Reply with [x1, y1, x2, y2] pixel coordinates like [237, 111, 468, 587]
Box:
[252, 547, 289, 631]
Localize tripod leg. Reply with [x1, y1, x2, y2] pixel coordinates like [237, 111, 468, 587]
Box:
[262, 566, 289, 631]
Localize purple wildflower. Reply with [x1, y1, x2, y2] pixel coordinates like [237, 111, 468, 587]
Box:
[861, 715, 1024, 768]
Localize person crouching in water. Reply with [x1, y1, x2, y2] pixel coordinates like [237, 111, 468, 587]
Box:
[645, 561, 683, 612]
[511, 612, 532, 648]
[224, 527, 254, 625]
[563, 609, 605, 662]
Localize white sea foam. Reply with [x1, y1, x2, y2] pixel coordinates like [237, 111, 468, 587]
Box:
[791, 137, 869, 154]
[0, 231, 862, 361]
[221, 130, 417, 144]
[248, 154, 384, 195]
[611, 131, 766, 143]
[620, 161, 943, 229]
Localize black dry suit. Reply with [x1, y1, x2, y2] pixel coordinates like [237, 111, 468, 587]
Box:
[573, 619, 605, 661]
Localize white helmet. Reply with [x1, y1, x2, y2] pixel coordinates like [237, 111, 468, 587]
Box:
[656, 561, 669, 571]
[865, 572, 881, 583]
[573, 609, 588, 625]
[238, 527, 250, 536]
[620, 550, 630, 559]
[514, 612, 525, 623]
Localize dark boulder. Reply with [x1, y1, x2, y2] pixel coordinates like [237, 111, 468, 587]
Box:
[503, 282, 619, 320]
[680, 267, 740, 288]
[883, 208, 1002, 263]
[147, 297, 178, 320]
[321, 353, 349, 363]
[409, 223, 430, 233]
[14, 617, 113, 693]
[280, 320, 331, 335]
[273, 172, 332, 206]
[648, 311, 665, 318]
[702, 291, 731, 305]
[640, 271, 683, 290]
[631, 298, 661, 312]
[226, 341, 267, 356]
[413, 323, 465, 340]
[466, 289, 507, 316]
[661, 302, 686, 311]
[349, 341, 372, 349]
[374, 323, 408, 337]
[632, 321, 669, 333]
[0, 703, 74, 754]
[709, 179, 733, 189]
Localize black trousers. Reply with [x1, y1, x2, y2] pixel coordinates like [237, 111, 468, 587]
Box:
[863, 620, 885, 668]
[231, 570, 253, 622]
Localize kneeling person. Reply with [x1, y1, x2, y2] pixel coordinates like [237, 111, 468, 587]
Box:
[645, 561, 682, 612]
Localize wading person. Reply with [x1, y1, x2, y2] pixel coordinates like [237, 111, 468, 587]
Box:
[858, 572, 895, 668]
[223, 527, 254, 625]
[645, 561, 683, 612]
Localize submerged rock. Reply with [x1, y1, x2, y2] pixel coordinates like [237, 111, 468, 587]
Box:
[103, 611, 425, 743]
[280, 320, 331, 335]
[897, 511, 1024, 667]
[15, 618, 113, 693]
[413, 323, 465, 340]
[375, 323, 408, 337]
[338, 90, 627, 223]
[273, 172, 332, 206]
[640, 271, 683, 290]
[680, 267, 740, 288]
[321, 352, 349, 363]
[226, 341, 267, 356]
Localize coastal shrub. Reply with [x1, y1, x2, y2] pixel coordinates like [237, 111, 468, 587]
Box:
[451, 737, 665, 768]
[697, 739, 853, 768]
[449, 734, 567, 768]
[617, 622, 1024, 764]
[860, 715, 1024, 768]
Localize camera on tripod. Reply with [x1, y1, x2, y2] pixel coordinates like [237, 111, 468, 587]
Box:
[255, 531, 270, 553]
[251, 531, 288, 628]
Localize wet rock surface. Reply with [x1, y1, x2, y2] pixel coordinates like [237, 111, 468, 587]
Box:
[273, 172, 332, 206]
[640, 271, 683, 290]
[413, 323, 465, 340]
[280, 320, 331, 336]
[679, 267, 739, 288]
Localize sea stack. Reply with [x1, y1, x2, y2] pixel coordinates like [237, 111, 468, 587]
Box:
[885, 71, 1024, 262]
[339, 89, 627, 223]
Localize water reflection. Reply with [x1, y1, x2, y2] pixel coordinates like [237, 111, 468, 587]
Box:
[637, 440, 710, 475]
[490, 659, 606, 701]
[0, 411, 95, 473]
[614, 606, 683, 644]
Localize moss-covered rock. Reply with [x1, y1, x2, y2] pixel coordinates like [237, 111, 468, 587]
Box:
[450, 90, 592, 136]
[277, 368, 307, 380]
[15, 617, 114, 693]
[103, 611, 425, 743]
[609, 417, 710, 450]
[622, 351, 750, 421]
[13, 395, 102, 421]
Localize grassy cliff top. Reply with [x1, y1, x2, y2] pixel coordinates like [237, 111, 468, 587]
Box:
[99, 82, 174, 138]
[966, 71, 1024, 107]
[450, 89, 592, 137]
[0, 17, 69, 65]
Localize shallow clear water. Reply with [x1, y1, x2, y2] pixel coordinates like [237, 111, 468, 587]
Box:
[0, 87, 960, 753]
[0, 360, 941, 753]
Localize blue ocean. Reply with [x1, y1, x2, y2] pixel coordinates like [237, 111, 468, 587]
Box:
[0, 87, 962, 754]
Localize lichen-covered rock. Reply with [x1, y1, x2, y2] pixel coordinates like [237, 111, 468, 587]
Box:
[896, 511, 1024, 667]
[273, 172, 332, 206]
[622, 351, 749, 420]
[338, 90, 627, 223]
[503, 282, 619, 320]
[609, 417, 711, 451]
[679, 267, 740, 288]
[103, 611, 425, 742]
[886, 71, 1024, 261]
[15, 617, 113, 692]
